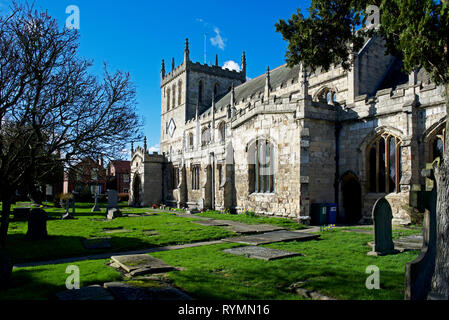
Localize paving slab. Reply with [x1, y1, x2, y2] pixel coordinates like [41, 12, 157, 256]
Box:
[223, 246, 302, 261]
[221, 223, 285, 234]
[223, 230, 320, 245]
[111, 254, 175, 274]
[56, 285, 114, 301]
[191, 220, 231, 227]
[82, 237, 111, 250]
[103, 282, 153, 300]
[102, 227, 131, 234]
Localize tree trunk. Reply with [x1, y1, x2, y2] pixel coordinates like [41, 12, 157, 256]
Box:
[431, 84, 449, 298]
[0, 196, 12, 248]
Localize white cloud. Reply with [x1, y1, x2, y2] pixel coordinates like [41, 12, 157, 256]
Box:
[148, 144, 160, 153]
[223, 60, 241, 72]
[210, 27, 226, 50]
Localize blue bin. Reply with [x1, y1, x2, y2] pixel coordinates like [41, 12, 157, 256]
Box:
[327, 204, 337, 225]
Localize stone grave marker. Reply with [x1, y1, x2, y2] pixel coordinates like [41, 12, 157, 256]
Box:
[91, 193, 102, 212]
[223, 230, 320, 245]
[405, 164, 438, 300]
[368, 197, 398, 256]
[223, 246, 302, 261]
[110, 254, 175, 276]
[26, 208, 49, 241]
[56, 285, 114, 301]
[106, 189, 121, 220]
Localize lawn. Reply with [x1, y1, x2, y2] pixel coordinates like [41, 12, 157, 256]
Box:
[4, 202, 235, 264]
[198, 210, 307, 230]
[0, 202, 422, 300]
[150, 230, 421, 300]
[1, 229, 421, 300]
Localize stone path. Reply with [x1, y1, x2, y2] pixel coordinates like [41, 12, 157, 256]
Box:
[223, 230, 320, 245]
[14, 239, 224, 269]
[223, 246, 302, 261]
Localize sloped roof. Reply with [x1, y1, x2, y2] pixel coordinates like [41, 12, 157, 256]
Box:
[212, 64, 301, 112]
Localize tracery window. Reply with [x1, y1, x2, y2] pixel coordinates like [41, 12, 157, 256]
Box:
[167, 88, 171, 111]
[178, 80, 182, 106]
[249, 139, 275, 194]
[368, 134, 402, 193]
[191, 165, 201, 190]
[172, 85, 176, 108]
[201, 127, 211, 147]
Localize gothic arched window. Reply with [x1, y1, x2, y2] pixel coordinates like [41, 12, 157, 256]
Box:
[198, 80, 204, 105]
[218, 122, 226, 142]
[172, 84, 176, 108]
[201, 127, 211, 147]
[167, 88, 171, 111]
[368, 133, 402, 193]
[188, 132, 194, 148]
[178, 80, 182, 106]
[214, 83, 219, 97]
[248, 139, 275, 194]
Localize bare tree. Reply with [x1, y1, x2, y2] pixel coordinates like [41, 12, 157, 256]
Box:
[0, 3, 142, 248]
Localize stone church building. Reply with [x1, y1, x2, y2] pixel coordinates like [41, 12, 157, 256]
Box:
[130, 36, 446, 225]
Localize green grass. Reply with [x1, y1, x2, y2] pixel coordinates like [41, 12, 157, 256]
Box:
[150, 230, 420, 300]
[198, 210, 307, 230]
[1, 229, 421, 300]
[0, 259, 121, 300]
[4, 203, 234, 264]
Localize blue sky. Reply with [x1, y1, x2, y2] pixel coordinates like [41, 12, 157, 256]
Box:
[1, 0, 311, 156]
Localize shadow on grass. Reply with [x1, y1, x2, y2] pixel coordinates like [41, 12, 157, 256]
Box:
[5, 232, 159, 265]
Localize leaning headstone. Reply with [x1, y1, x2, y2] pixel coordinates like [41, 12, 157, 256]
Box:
[26, 208, 49, 241]
[367, 198, 398, 256]
[405, 165, 437, 300]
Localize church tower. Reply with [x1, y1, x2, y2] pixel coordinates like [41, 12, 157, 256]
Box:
[160, 39, 246, 156]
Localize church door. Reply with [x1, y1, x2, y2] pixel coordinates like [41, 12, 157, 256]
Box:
[341, 173, 362, 224]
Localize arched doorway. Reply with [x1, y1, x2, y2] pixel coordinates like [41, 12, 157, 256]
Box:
[132, 173, 142, 207]
[341, 172, 362, 224]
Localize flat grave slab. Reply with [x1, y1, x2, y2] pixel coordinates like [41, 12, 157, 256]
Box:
[56, 285, 114, 301]
[223, 230, 320, 245]
[191, 220, 231, 227]
[220, 222, 285, 234]
[102, 227, 131, 234]
[142, 230, 159, 237]
[342, 229, 374, 235]
[111, 254, 175, 275]
[103, 282, 192, 300]
[82, 237, 111, 249]
[223, 246, 302, 261]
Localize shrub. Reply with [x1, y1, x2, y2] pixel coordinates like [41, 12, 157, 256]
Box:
[53, 193, 62, 208]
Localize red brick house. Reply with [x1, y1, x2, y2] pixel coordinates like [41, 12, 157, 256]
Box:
[106, 160, 131, 194]
[63, 158, 107, 196]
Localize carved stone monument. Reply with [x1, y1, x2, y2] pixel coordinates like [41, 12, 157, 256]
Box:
[368, 197, 398, 256]
[405, 163, 437, 300]
[106, 177, 121, 220]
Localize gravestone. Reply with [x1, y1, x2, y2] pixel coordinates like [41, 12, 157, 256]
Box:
[62, 192, 78, 220]
[26, 208, 49, 241]
[91, 193, 102, 212]
[12, 207, 30, 221]
[405, 164, 437, 300]
[106, 189, 121, 220]
[368, 198, 398, 256]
